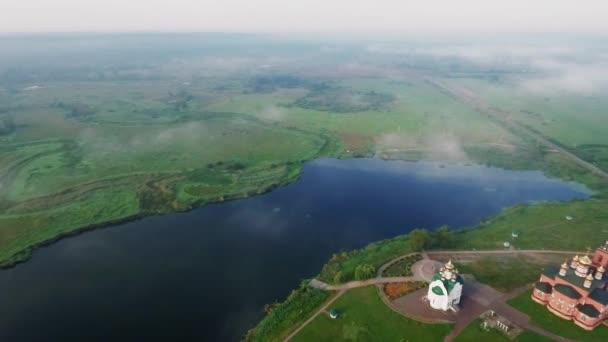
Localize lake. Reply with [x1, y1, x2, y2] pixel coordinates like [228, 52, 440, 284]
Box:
[0, 158, 590, 341]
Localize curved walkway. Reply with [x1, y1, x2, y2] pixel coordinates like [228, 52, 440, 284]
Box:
[289, 249, 584, 341]
[310, 276, 416, 291]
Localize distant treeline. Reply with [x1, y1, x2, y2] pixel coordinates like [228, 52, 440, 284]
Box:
[245, 74, 328, 93]
[54, 102, 96, 119]
[291, 89, 395, 113]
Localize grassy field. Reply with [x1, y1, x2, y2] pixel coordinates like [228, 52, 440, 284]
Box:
[444, 77, 608, 172]
[508, 290, 608, 342]
[454, 319, 554, 342]
[291, 286, 452, 341]
[2, 68, 549, 267]
[453, 255, 547, 292]
[3, 35, 608, 269]
[456, 198, 608, 251]
[3, 34, 608, 342]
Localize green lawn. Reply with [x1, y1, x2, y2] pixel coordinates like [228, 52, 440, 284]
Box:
[508, 290, 608, 342]
[454, 319, 553, 342]
[292, 286, 452, 342]
[456, 198, 608, 251]
[457, 256, 545, 292]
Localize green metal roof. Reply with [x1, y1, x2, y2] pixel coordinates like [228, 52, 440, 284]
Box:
[432, 286, 444, 295]
[431, 273, 464, 295]
[535, 282, 552, 293]
[543, 264, 603, 292]
[589, 288, 608, 305]
[576, 303, 600, 318]
[554, 284, 582, 300]
[542, 265, 560, 278]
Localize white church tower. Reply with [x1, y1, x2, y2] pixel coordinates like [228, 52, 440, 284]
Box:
[427, 259, 464, 311]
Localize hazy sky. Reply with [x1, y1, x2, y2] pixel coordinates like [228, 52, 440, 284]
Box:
[1, 0, 607, 33]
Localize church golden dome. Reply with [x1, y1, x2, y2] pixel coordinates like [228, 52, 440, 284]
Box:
[573, 255, 579, 261]
[445, 259, 455, 270]
[586, 273, 594, 280]
[561, 261, 568, 269]
[579, 255, 592, 266]
[598, 265, 605, 273]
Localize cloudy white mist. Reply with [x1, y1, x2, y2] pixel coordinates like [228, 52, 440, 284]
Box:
[2, 1, 608, 33]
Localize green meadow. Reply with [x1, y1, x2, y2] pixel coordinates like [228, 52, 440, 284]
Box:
[2, 34, 608, 341]
[292, 286, 452, 342]
[1, 60, 553, 267]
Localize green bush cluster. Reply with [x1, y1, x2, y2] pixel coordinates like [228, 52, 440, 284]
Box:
[354, 264, 376, 280]
[382, 254, 422, 277]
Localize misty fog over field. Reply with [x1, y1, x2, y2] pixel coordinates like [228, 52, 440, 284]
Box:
[2, 1, 608, 341]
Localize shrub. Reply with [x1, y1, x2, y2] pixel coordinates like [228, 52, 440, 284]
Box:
[244, 284, 330, 342]
[354, 263, 376, 280]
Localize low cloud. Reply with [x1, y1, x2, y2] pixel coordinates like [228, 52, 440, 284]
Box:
[424, 134, 467, 161]
[257, 106, 287, 121]
[374, 132, 467, 161]
[369, 42, 608, 94]
[79, 121, 207, 156]
[519, 60, 608, 94]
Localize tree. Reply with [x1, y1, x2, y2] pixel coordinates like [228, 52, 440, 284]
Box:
[354, 264, 376, 280]
[433, 225, 455, 248]
[333, 271, 344, 284]
[409, 228, 431, 251]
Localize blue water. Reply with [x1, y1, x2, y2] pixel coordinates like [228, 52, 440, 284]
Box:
[0, 158, 589, 341]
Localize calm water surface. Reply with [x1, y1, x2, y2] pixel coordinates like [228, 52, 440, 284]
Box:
[0, 158, 590, 341]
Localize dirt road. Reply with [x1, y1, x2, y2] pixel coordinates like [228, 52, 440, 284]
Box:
[425, 77, 608, 180]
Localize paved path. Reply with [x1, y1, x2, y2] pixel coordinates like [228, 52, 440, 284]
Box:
[311, 249, 582, 291]
[310, 276, 416, 291]
[291, 249, 584, 341]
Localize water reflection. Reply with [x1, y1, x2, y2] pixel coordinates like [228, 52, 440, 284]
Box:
[0, 158, 589, 341]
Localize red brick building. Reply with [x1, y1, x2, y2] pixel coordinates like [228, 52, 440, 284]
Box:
[532, 241, 608, 330]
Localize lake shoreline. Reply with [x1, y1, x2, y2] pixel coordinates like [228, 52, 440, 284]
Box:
[0, 155, 594, 270]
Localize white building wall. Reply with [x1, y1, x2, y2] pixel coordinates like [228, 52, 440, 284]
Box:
[427, 279, 463, 311]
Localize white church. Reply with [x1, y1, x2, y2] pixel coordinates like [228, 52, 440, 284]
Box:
[427, 259, 464, 311]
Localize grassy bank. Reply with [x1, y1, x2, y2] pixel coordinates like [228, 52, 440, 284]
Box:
[244, 282, 332, 342]
[454, 255, 546, 292]
[291, 286, 452, 341]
